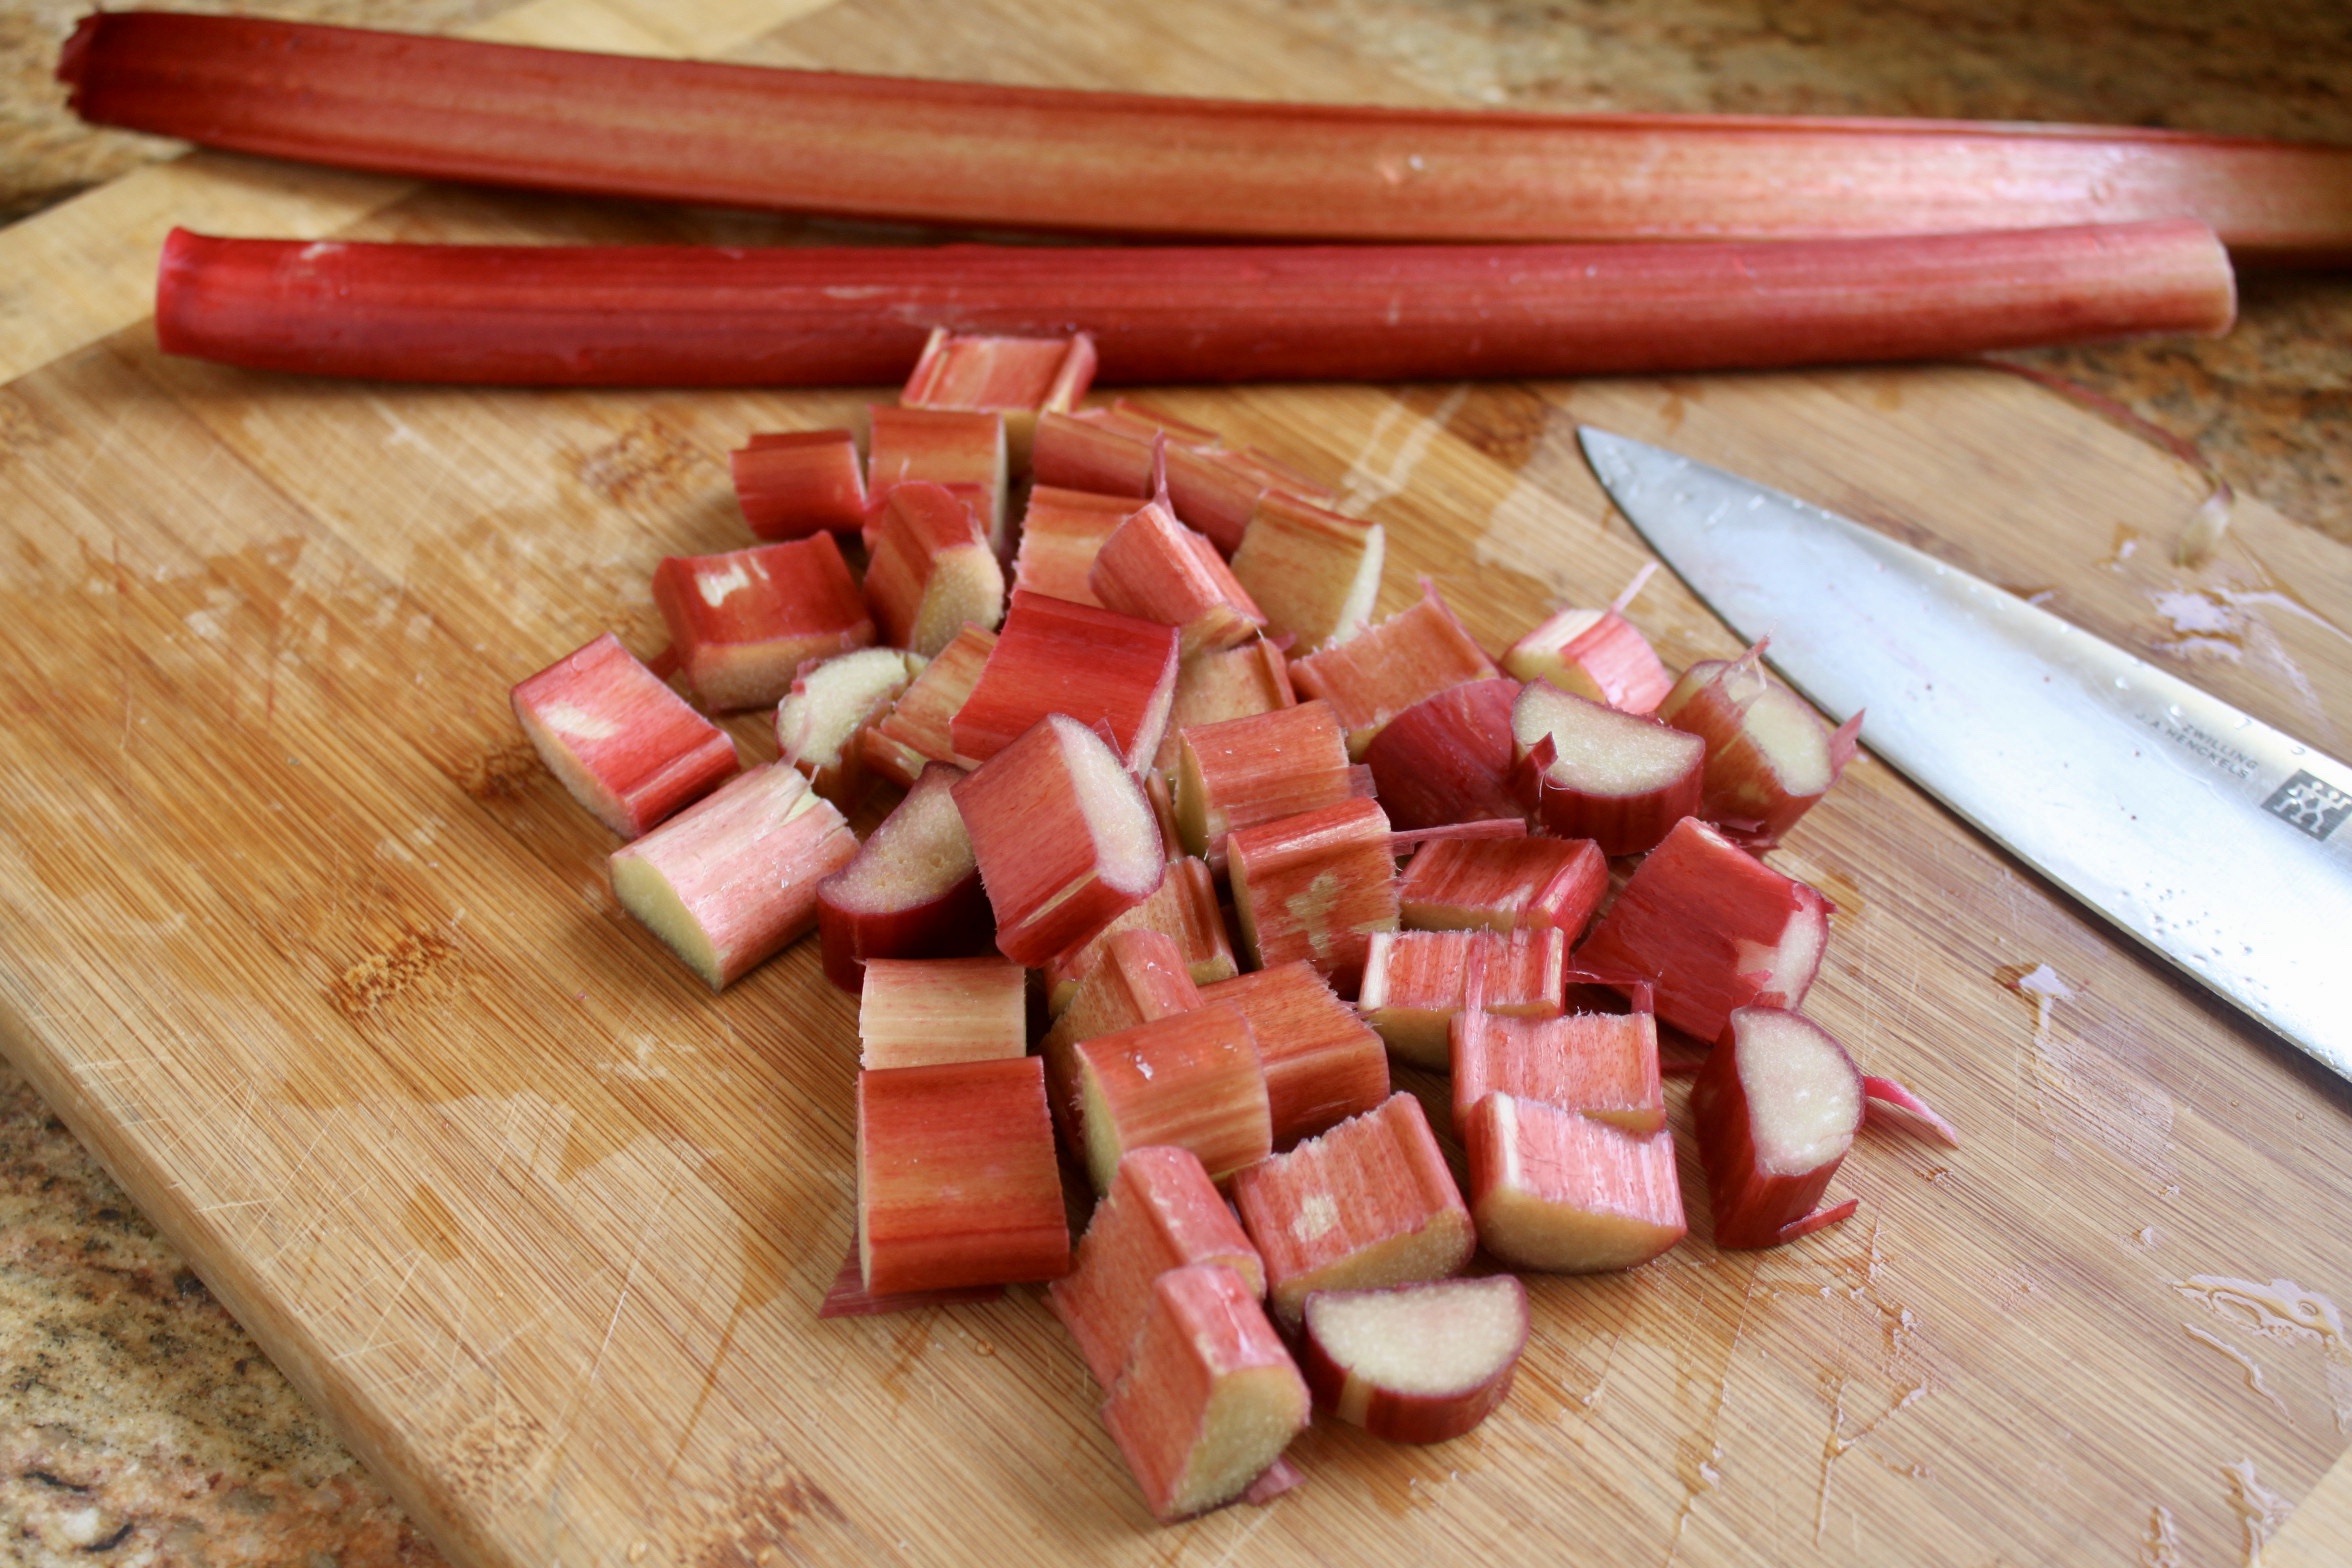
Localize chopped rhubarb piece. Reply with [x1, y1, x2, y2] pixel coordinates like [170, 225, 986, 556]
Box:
[1231, 1093, 1475, 1325]
[1508, 679, 1705, 855]
[1225, 798, 1400, 996]
[953, 712, 1166, 966]
[867, 405, 1010, 554]
[1299, 1276, 1527, 1445]
[1173, 701, 1354, 861]
[1361, 677, 1527, 831]
[1045, 856, 1238, 1011]
[1163, 444, 1333, 558]
[610, 762, 858, 990]
[950, 591, 1181, 775]
[1229, 495, 1384, 654]
[1399, 835, 1607, 941]
[817, 764, 992, 992]
[1101, 1263, 1311, 1523]
[860, 482, 1007, 658]
[1691, 1006, 1864, 1249]
[1152, 638, 1296, 774]
[1292, 584, 1500, 758]
[1089, 501, 1267, 656]
[1657, 645, 1858, 847]
[1041, 928, 1204, 1143]
[1201, 963, 1390, 1148]
[1050, 1146, 1266, 1389]
[510, 632, 737, 838]
[651, 535, 874, 713]
[1862, 1075, 1962, 1148]
[1574, 816, 1831, 1042]
[856, 956, 1026, 1068]
[776, 646, 925, 804]
[820, 1243, 1004, 1318]
[859, 622, 995, 788]
[1451, 1009, 1665, 1135]
[1077, 1003, 1273, 1193]
[732, 428, 867, 540]
[1011, 485, 1134, 606]
[1358, 928, 1566, 1069]
[1502, 588, 1673, 715]
[901, 326, 1097, 469]
[1031, 407, 1164, 499]
[1463, 1093, 1686, 1271]
[858, 1056, 1069, 1293]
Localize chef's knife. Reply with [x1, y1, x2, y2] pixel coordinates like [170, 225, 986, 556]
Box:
[1578, 426, 2352, 1079]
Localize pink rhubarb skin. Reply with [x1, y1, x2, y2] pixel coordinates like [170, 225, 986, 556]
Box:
[1361, 678, 1527, 833]
[510, 631, 738, 838]
[66, 15, 2352, 259]
[815, 762, 994, 992]
[1690, 1007, 1866, 1249]
[1050, 1145, 1266, 1390]
[1574, 816, 1831, 1042]
[149, 224, 2237, 387]
[1298, 1276, 1528, 1445]
[1101, 1263, 1311, 1523]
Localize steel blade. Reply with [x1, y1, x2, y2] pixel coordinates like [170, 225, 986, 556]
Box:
[1579, 426, 2352, 1077]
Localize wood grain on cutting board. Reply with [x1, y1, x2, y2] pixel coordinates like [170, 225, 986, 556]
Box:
[2, 2, 2351, 1565]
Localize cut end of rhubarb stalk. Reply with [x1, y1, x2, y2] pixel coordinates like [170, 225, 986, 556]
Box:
[1465, 1094, 1687, 1272]
[1102, 1263, 1310, 1522]
[1299, 1275, 1528, 1444]
[1735, 1009, 1863, 1176]
[1657, 649, 1848, 845]
[1509, 679, 1704, 855]
[777, 646, 925, 803]
[817, 761, 990, 991]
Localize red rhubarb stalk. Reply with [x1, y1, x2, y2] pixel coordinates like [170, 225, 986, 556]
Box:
[150, 224, 2236, 388]
[68, 16, 2351, 260]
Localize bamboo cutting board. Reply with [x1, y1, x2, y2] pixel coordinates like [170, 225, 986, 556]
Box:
[5, 3, 2352, 1565]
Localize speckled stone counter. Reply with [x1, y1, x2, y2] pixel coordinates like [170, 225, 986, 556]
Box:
[1, 1, 2347, 1563]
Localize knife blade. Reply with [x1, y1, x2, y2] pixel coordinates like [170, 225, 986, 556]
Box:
[1577, 426, 2352, 1078]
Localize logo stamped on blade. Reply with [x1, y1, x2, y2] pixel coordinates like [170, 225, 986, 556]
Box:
[2264, 771, 2352, 841]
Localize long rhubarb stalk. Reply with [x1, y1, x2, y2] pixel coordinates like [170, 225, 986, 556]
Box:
[151, 225, 2236, 389]
[65, 14, 2352, 260]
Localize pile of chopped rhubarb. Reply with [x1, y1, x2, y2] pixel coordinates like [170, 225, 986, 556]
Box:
[509, 329, 1959, 1523]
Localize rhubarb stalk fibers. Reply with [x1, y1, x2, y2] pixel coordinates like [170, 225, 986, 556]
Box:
[152, 224, 2234, 387]
[62, 13, 2352, 261]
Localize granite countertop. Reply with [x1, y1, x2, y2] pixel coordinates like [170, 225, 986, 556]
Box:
[1, 1, 2347, 1563]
